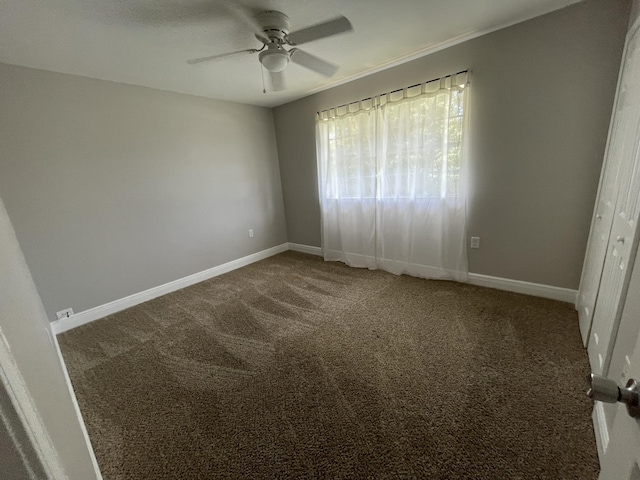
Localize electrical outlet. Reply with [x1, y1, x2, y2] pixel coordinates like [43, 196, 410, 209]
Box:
[470, 237, 480, 249]
[248, 229, 254, 238]
[56, 308, 74, 320]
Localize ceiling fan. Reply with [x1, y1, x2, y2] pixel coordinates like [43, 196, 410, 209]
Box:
[187, 5, 353, 92]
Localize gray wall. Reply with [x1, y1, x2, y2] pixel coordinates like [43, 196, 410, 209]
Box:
[0, 196, 98, 479]
[0, 63, 287, 320]
[273, 0, 630, 289]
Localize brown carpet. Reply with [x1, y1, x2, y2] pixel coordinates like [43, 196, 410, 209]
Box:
[58, 251, 598, 479]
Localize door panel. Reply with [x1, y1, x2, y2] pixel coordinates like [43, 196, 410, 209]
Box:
[582, 24, 640, 374]
[578, 182, 618, 345]
[577, 26, 639, 345]
[589, 213, 636, 373]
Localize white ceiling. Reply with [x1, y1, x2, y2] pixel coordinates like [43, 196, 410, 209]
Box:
[0, 0, 582, 108]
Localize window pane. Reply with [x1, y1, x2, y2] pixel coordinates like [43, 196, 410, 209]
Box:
[319, 84, 466, 200]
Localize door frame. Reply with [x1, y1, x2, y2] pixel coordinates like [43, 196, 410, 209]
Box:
[0, 327, 67, 478]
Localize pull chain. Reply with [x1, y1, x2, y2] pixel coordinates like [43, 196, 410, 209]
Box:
[260, 64, 266, 94]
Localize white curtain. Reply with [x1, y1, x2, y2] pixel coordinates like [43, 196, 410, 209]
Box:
[316, 72, 469, 282]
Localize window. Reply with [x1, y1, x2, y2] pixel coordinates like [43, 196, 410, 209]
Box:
[315, 72, 469, 282]
[318, 76, 467, 200]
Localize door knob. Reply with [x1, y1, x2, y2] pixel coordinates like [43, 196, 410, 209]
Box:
[587, 373, 640, 418]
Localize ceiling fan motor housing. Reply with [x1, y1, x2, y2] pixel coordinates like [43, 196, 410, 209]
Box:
[256, 11, 291, 41]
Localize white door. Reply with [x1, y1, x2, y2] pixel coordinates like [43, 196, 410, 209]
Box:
[598, 254, 640, 480]
[577, 19, 636, 345]
[583, 19, 640, 375]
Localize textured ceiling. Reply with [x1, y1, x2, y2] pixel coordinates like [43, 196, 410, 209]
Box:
[0, 0, 582, 107]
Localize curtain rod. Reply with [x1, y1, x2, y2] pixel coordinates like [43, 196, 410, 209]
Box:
[317, 69, 469, 115]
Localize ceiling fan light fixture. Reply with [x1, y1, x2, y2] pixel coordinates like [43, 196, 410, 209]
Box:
[259, 48, 290, 72]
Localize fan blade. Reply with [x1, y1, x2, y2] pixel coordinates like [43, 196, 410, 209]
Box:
[290, 49, 338, 77]
[187, 49, 257, 65]
[287, 16, 352, 46]
[219, 0, 269, 44]
[269, 71, 286, 92]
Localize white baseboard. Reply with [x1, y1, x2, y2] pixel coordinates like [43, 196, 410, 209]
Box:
[467, 273, 578, 304]
[592, 402, 609, 462]
[288, 244, 577, 304]
[287, 243, 323, 256]
[51, 243, 289, 334]
[51, 242, 578, 334]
